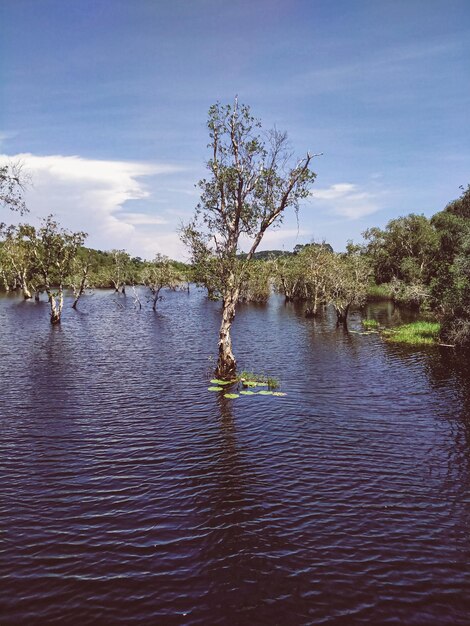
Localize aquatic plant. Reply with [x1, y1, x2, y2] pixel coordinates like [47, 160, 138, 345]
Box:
[210, 379, 233, 385]
[383, 321, 440, 345]
[237, 370, 279, 389]
[208, 386, 223, 391]
[362, 319, 380, 329]
[224, 393, 239, 399]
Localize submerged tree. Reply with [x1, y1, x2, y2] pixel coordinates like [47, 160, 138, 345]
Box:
[301, 242, 334, 317]
[29, 216, 86, 323]
[142, 253, 181, 310]
[181, 99, 317, 378]
[326, 244, 372, 325]
[0, 224, 38, 298]
[108, 249, 132, 293]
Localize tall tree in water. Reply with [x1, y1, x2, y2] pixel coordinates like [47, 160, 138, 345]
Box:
[29, 216, 86, 324]
[182, 99, 317, 378]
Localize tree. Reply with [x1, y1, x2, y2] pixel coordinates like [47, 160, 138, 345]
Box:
[272, 253, 307, 302]
[0, 161, 28, 215]
[363, 214, 439, 285]
[108, 249, 132, 293]
[69, 250, 92, 309]
[0, 224, 38, 298]
[29, 216, 86, 323]
[326, 244, 372, 325]
[238, 260, 272, 304]
[181, 99, 317, 378]
[300, 242, 334, 317]
[142, 254, 181, 310]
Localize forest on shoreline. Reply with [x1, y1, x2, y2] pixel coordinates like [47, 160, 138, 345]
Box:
[1, 99, 469, 364]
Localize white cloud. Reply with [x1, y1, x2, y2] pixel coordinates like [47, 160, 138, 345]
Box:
[0, 153, 186, 259]
[313, 182, 383, 219]
[117, 212, 168, 226]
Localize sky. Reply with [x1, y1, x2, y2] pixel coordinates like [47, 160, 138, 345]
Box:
[1, 0, 469, 260]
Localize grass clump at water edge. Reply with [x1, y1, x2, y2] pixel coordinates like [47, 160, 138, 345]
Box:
[237, 370, 280, 389]
[383, 321, 441, 345]
[362, 319, 380, 330]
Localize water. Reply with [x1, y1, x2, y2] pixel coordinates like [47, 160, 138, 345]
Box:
[1, 289, 469, 625]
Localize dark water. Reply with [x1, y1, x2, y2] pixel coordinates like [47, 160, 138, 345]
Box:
[1, 289, 470, 625]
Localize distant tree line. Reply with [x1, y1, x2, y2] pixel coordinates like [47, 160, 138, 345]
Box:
[1, 162, 469, 347]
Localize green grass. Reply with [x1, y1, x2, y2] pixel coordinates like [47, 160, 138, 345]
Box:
[362, 319, 380, 329]
[367, 283, 393, 300]
[237, 370, 280, 389]
[383, 321, 441, 345]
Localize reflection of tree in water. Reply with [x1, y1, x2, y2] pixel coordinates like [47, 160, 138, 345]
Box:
[196, 394, 306, 623]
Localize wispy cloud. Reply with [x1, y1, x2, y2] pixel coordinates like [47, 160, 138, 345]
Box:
[313, 183, 383, 219]
[0, 153, 185, 258]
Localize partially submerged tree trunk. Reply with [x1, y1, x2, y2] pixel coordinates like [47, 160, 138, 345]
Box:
[335, 304, 350, 326]
[49, 290, 64, 324]
[305, 288, 320, 317]
[72, 264, 89, 309]
[216, 288, 239, 379]
[152, 287, 162, 311]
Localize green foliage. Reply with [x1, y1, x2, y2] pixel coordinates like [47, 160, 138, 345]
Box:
[238, 260, 271, 303]
[0, 162, 28, 215]
[363, 214, 439, 285]
[362, 319, 379, 329]
[383, 322, 441, 345]
[141, 253, 182, 310]
[238, 370, 279, 388]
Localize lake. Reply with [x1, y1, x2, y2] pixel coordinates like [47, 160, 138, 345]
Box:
[1, 288, 469, 625]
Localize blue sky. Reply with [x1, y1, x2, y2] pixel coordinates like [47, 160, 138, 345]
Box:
[1, 0, 469, 259]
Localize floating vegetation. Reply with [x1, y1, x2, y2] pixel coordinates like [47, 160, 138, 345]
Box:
[383, 321, 440, 345]
[243, 380, 268, 388]
[362, 319, 380, 329]
[237, 370, 279, 389]
[207, 372, 285, 399]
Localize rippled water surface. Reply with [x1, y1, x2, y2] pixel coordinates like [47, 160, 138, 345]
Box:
[1, 289, 470, 625]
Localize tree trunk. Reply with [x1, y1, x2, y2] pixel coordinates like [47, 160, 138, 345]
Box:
[336, 304, 350, 326]
[21, 271, 32, 299]
[152, 288, 161, 311]
[306, 290, 319, 317]
[215, 290, 238, 379]
[49, 291, 63, 324]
